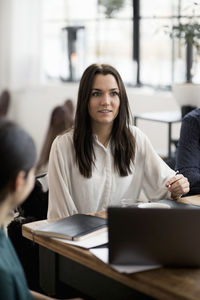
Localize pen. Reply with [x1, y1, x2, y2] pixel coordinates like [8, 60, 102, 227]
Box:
[167, 170, 180, 188]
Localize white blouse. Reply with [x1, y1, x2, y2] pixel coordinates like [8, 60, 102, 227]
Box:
[47, 126, 175, 219]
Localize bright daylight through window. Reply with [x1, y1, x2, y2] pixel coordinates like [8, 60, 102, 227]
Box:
[42, 0, 200, 88]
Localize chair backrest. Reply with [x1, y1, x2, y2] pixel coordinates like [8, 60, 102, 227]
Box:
[0, 90, 10, 118]
[20, 175, 48, 220]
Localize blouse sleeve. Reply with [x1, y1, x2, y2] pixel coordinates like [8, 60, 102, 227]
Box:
[176, 115, 200, 194]
[139, 130, 175, 200]
[47, 137, 78, 219]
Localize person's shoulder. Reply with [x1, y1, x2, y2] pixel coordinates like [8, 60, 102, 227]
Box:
[59, 128, 74, 139]
[50, 129, 74, 156]
[182, 108, 200, 130]
[183, 108, 200, 122]
[130, 125, 147, 140]
[54, 128, 74, 146]
[129, 125, 150, 151]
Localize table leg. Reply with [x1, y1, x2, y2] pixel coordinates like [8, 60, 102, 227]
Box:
[168, 122, 172, 159]
[39, 246, 56, 295]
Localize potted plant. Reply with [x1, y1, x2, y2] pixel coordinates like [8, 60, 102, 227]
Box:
[165, 2, 200, 111]
[170, 22, 200, 83]
[98, 0, 125, 18]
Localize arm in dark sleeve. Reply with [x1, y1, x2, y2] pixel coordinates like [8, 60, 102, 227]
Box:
[176, 115, 200, 195]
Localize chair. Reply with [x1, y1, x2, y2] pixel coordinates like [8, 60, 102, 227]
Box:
[0, 90, 10, 118]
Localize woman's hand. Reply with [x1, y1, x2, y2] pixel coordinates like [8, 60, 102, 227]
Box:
[165, 174, 190, 200]
[31, 290, 83, 300]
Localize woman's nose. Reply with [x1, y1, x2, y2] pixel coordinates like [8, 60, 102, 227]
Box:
[101, 93, 110, 105]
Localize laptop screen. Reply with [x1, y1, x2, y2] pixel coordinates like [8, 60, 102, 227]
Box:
[108, 206, 200, 267]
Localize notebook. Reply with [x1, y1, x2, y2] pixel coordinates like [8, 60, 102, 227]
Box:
[108, 205, 200, 267]
[34, 214, 107, 241]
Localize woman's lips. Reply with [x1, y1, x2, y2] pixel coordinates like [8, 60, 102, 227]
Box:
[98, 109, 112, 113]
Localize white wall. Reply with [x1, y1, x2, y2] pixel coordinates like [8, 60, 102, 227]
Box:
[8, 83, 79, 157]
[0, 0, 42, 91]
[8, 84, 181, 159]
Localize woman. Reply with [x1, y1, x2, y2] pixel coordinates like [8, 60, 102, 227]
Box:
[47, 64, 189, 219]
[0, 120, 81, 300]
[36, 99, 74, 175]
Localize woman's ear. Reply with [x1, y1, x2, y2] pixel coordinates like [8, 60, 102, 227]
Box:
[13, 169, 35, 207]
[14, 171, 27, 192]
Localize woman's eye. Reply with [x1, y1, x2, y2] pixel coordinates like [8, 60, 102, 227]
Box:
[111, 91, 118, 96]
[92, 92, 101, 97]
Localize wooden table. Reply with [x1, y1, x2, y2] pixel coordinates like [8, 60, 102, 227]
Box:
[178, 194, 200, 206]
[22, 197, 200, 300]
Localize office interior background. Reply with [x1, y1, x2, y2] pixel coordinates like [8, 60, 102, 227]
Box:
[0, 0, 199, 158]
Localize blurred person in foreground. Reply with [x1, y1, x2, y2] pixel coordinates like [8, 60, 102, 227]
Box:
[0, 119, 81, 300]
[36, 100, 74, 175]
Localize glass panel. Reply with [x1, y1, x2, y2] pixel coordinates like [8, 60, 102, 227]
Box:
[180, 0, 200, 17]
[140, 19, 172, 86]
[43, 0, 67, 20]
[42, 0, 134, 84]
[141, 0, 176, 17]
[173, 39, 186, 83]
[43, 0, 98, 21]
[92, 19, 134, 84]
[171, 2, 200, 83]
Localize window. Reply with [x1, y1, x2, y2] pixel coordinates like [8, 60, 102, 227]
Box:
[42, 0, 200, 87]
[42, 0, 135, 84]
[139, 0, 200, 87]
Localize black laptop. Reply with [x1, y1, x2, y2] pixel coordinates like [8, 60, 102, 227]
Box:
[108, 205, 200, 267]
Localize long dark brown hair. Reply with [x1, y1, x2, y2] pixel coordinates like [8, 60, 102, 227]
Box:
[73, 63, 135, 178]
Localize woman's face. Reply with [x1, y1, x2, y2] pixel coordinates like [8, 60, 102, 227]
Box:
[88, 74, 120, 131]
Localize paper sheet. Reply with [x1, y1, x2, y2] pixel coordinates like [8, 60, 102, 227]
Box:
[52, 231, 108, 249]
[89, 248, 161, 273]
